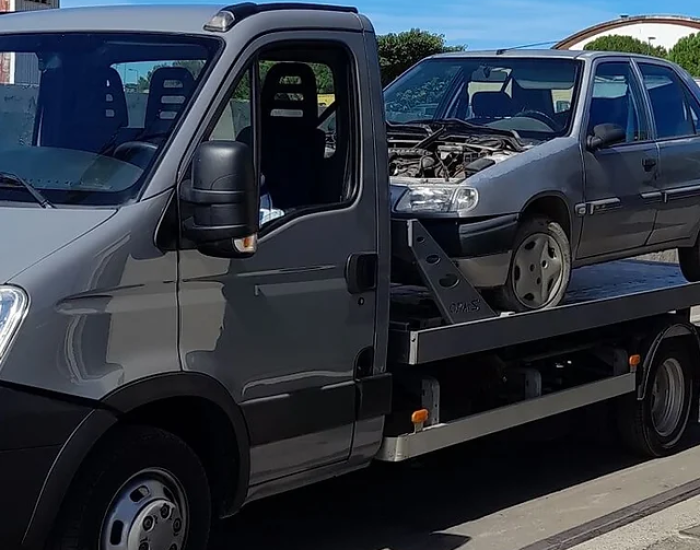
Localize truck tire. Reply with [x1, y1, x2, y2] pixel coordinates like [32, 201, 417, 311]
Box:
[617, 341, 695, 458]
[48, 425, 211, 550]
[494, 216, 571, 313]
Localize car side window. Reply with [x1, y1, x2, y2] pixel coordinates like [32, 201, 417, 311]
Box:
[638, 63, 697, 139]
[207, 41, 357, 232]
[588, 61, 648, 143]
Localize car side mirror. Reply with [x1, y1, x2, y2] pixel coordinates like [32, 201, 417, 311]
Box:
[587, 123, 626, 151]
[180, 140, 259, 258]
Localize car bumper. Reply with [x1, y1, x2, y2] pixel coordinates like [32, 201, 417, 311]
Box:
[421, 214, 519, 288]
[0, 384, 93, 548]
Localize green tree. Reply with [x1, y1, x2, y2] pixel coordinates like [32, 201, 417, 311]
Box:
[584, 34, 668, 58]
[669, 33, 700, 77]
[377, 29, 465, 86]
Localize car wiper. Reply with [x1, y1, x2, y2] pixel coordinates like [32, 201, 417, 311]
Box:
[0, 172, 54, 208]
[421, 117, 523, 140]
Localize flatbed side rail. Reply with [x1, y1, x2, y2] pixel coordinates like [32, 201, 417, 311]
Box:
[392, 282, 700, 364]
[376, 373, 636, 462]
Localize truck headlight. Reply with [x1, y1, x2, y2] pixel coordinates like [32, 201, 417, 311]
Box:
[395, 185, 479, 214]
[0, 286, 28, 359]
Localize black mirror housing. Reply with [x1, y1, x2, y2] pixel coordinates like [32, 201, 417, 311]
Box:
[587, 123, 626, 151]
[181, 140, 259, 254]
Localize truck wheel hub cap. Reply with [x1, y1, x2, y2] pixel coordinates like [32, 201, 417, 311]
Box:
[512, 233, 564, 308]
[101, 468, 188, 550]
[651, 358, 685, 437]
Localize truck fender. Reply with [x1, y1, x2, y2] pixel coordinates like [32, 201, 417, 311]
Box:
[637, 316, 700, 401]
[23, 372, 250, 549]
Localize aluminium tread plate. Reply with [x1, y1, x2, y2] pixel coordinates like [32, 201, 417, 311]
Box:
[390, 259, 700, 365]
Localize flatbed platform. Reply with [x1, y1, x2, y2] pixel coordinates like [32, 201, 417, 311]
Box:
[390, 259, 700, 365]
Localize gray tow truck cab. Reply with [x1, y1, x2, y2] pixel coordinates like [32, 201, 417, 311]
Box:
[0, 3, 699, 550]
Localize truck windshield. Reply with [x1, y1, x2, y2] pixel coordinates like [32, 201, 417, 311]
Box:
[384, 57, 582, 140]
[0, 32, 220, 206]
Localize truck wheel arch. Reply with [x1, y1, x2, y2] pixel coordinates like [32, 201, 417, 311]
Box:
[637, 317, 700, 402]
[23, 372, 250, 549]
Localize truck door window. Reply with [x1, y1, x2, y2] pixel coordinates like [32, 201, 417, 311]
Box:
[638, 63, 699, 138]
[208, 42, 357, 231]
[588, 61, 648, 143]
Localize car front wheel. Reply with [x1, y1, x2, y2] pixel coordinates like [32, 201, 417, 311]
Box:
[494, 216, 572, 313]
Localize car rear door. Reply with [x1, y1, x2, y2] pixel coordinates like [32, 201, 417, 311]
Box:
[635, 61, 700, 246]
[577, 58, 658, 259]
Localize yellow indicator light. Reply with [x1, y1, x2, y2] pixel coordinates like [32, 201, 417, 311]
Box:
[629, 354, 641, 371]
[411, 409, 429, 424]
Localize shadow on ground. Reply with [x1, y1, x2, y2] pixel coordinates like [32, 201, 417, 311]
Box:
[211, 405, 700, 550]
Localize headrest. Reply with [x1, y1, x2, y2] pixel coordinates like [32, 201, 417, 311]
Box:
[261, 62, 318, 122]
[472, 91, 514, 117]
[145, 66, 196, 128]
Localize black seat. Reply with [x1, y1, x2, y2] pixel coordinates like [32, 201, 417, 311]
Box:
[144, 66, 196, 137]
[45, 66, 128, 153]
[252, 62, 326, 211]
[471, 91, 515, 119]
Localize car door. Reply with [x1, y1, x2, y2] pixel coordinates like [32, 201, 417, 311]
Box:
[636, 61, 700, 246]
[577, 59, 658, 259]
[177, 31, 379, 485]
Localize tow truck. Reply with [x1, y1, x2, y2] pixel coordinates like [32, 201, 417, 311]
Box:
[0, 3, 698, 550]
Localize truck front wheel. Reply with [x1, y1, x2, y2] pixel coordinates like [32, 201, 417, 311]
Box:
[618, 341, 696, 458]
[48, 425, 211, 550]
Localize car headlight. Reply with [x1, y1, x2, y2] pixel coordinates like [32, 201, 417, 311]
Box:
[395, 185, 479, 214]
[0, 286, 28, 360]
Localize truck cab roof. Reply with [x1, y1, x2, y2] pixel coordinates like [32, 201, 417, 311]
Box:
[0, 2, 370, 35]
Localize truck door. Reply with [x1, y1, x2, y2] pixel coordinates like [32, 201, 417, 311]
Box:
[177, 32, 379, 485]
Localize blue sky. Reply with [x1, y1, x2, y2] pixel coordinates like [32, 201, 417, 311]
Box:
[59, 0, 700, 50]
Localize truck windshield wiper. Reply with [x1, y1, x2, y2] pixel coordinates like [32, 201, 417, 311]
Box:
[0, 171, 54, 208]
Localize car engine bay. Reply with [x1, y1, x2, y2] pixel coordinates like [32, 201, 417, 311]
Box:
[387, 124, 530, 183]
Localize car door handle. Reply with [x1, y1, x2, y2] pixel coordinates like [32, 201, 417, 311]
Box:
[642, 157, 657, 171]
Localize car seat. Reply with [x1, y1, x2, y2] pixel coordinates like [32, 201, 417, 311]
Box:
[143, 66, 196, 139]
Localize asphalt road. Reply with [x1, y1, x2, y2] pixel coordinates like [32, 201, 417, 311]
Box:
[211, 416, 700, 550]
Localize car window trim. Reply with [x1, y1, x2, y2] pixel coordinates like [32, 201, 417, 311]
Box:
[634, 59, 700, 143]
[580, 57, 656, 148]
[177, 30, 364, 240]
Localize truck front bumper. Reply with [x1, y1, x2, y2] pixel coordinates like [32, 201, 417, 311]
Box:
[0, 384, 93, 548]
[421, 214, 519, 289]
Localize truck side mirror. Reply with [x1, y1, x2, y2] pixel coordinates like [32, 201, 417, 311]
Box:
[587, 123, 626, 151]
[180, 140, 259, 258]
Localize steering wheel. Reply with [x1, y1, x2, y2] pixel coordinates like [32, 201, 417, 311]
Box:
[514, 109, 560, 131]
[112, 141, 158, 170]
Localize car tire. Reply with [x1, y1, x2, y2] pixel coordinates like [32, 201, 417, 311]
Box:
[678, 241, 700, 282]
[493, 216, 572, 313]
[48, 425, 211, 550]
[616, 341, 695, 458]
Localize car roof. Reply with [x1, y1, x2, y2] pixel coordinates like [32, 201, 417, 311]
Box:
[0, 2, 364, 36]
[430, 48, 671, 63]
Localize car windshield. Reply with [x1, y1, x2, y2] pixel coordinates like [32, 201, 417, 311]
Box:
[384, 56, 582, 140]
[0, 32, 221, 206]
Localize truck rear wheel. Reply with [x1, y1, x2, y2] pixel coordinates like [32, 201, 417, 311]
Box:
[48, 425, 211, 550]
[617, 341, 695, 458]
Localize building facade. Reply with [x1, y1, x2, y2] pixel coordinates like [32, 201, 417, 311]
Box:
[0, 0, 59, 84]
[554, 15, 700, 52]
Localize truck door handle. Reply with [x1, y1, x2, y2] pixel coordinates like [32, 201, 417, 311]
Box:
[345, 253, 378, 294]
[642, 157, 657, 171]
